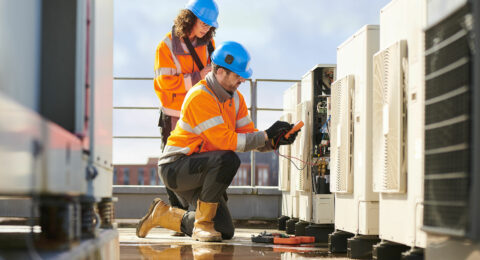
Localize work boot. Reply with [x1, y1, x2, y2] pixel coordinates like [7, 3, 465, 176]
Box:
[136, 198, 186, 238]
[192, 244, 223, 260]
[192, 200, 222, 242]
[138, 245, 183, 259]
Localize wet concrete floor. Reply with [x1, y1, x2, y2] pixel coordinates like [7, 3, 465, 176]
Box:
[119, 227, 350, 259]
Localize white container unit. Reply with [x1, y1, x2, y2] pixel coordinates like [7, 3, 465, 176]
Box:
[330, 25, 380, 235]
[90, 0, 114, 199]
[297, 65, 336, 224]
[0, 0, 113, 199]
[373, 0, 427, 248]
[281, 83, 301, 218]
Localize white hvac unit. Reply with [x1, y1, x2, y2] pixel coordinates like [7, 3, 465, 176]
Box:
[0, 0, 117, 256]
[423, 1, 480, 258]
[374, 0, 427, 248]
[297, 101, 313, 221]
[297, 64, 336, 224]
[281, 83, 301, 218]
[0, 0, 113, 198]
[279, 113, 292, 192]
[331, 25, 380, 235]
[330, 75, 354, 194]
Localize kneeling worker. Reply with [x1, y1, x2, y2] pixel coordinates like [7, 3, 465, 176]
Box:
[137, 41, 298, 242]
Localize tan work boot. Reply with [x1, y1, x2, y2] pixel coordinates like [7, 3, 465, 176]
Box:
[192, 244, 223, 260]
[136, 198, 186, 238]
[138, 245, 183, 259]
[192, 200, 222, 242]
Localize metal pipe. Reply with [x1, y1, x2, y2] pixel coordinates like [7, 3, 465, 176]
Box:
[256, 107, 283, 112]
[113, 136, 162, 139]
[113, 77, 153, 81]
[113, 106, 157, 110]
[255, 79, 301, 83]
[250, 80, 257, 187]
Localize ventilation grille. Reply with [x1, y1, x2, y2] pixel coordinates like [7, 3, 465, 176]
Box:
[372, 40, 407, 193]
[279, 113, 292, 191]
[296, 101, 312, 192]
[330, 75, 354, 193]
[423, 4, 471, 236]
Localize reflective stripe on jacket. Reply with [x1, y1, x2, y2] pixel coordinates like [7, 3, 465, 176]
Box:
[154, 29, 215, 117]
[158, 73, 268, 165]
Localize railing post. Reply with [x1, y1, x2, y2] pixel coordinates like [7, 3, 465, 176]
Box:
[250, 80, 257, 187]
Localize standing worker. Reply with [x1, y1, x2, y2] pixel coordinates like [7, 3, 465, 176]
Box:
[137, 41, 299, 241]
[154, 0, 218, 230]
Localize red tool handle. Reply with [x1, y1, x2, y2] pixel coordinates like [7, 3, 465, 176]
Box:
[284, 120, 304, 139]
[273, 237, 301, 245]
[294, 236, 315, 243]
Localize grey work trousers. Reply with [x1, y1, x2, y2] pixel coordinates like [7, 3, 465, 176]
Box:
[158, 150, 241, 239]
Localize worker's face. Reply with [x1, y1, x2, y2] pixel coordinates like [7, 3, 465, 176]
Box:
[190, 18, 211, 39]
[217, 68, 246, 93]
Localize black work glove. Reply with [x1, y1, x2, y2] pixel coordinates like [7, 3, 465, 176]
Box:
[265, 121, 293, 149]
[277, 128, 299, 145]
[265, 120, 292, 140]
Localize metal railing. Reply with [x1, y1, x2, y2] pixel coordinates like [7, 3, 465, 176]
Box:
[113, 76, 300, 187]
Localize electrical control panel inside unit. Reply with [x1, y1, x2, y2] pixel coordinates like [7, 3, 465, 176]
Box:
[311, 67, 335, 194]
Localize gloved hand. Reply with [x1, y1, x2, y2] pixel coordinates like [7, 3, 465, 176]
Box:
[265, 121, 292, 140]
[277, 128, 299, 146]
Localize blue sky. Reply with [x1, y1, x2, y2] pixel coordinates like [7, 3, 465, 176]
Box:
[113, 0, 391, 164]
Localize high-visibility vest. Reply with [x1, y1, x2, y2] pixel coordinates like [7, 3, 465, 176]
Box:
[154, 31, 214, 117]
[159, 78, 261, 164]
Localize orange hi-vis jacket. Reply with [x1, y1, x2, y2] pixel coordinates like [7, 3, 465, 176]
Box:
[158, 72, 271, 165]
[154, 28, 214, 117]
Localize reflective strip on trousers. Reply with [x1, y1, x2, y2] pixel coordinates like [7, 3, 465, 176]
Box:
[162, 145, 191, 157]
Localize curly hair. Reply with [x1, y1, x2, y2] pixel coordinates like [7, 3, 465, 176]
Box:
[173, 9, 216, 42]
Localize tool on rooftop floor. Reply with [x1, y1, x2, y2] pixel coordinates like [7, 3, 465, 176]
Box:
[251, 231, 315, 245]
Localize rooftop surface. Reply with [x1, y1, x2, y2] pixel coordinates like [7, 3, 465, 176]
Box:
[119, 227, 350, 259]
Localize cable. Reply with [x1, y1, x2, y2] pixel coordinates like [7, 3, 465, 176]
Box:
[271, 133, 322, 171]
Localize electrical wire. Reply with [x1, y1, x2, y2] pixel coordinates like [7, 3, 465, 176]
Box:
[272, 131, 322, 171]
[272, 116, 331, 171]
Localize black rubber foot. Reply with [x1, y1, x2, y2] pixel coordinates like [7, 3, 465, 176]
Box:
[373, 240, 410, 260]
[305, 224, 335, 243]
[295, 221, 310, 236]
[347, 235, 381, 259]
[277, 215, 290, 231]
[402, 248, 424, 260]
[328, 230, 355, 253]
[285, 218, 299, 235]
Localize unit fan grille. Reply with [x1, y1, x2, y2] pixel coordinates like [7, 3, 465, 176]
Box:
[330, 75, 354, 193]
[372, 40, 407, 193]
[423, 4, 471, 236]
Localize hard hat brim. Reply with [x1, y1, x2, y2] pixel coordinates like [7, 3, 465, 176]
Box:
[235, 68, 252, 79]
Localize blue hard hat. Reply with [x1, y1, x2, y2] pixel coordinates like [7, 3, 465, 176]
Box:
[185, 0, 219, 28]
[212, 41, 253, 79]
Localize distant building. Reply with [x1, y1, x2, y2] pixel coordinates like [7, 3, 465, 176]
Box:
[113, 152, 279, 186]
[113, 158, 162, 185]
